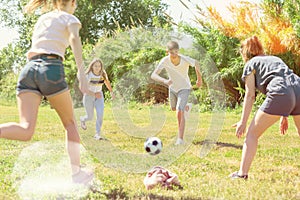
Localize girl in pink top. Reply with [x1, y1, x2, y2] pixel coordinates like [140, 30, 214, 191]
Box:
[0, 0, 93, 184]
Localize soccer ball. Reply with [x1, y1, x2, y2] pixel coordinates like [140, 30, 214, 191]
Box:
[144, 137, 163, 155]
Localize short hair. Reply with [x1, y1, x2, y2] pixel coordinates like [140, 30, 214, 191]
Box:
[167, 41, 179, 51]
[240, 36, 264, 62]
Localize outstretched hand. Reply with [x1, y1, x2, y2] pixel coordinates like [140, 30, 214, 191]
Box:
[232, 121, 246, 139]
[279, 116, 288, 135]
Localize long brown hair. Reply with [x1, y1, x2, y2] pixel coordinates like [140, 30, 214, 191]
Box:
[24, 0, 70, 13]
[240, 36, 264, 62]
[86, 58, 108, 81]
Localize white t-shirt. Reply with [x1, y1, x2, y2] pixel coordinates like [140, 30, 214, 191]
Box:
[156, 54, 196, 92]
[87, 72, 105, 93]
[27, 10, 81, 59]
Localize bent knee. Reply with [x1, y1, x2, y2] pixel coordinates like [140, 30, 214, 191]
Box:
[244, 132, 259, 142]
[21, 124, 35, 141]
[171, 107, 176, 111]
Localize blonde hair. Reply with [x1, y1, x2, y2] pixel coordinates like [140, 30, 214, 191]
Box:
[240, 36, 264, 62]
[86, 58, 108, 81]
[24, 0, 70, 14]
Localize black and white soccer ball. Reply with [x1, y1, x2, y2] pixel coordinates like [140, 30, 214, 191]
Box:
[144, 137, 163, 155]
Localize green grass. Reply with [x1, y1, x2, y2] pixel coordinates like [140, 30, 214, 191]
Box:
[0, 100, 300, 199]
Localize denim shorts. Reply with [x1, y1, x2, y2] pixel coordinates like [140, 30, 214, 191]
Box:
[169, 89, 191, 111]
[16, 58, 68, 97]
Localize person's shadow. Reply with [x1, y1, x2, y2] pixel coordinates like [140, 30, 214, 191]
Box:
[194, 140, 243, 150]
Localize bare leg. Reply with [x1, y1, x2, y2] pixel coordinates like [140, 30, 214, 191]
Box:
[0, 93, 41, 141]
[238, 110, 280, 175]
[47, 90, 81, 174]
[292, 115, 300, 136]
[177, 110, 185, 139]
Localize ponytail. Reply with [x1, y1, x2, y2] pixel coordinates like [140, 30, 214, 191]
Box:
[24, 0, 47, 13]
[24, 0, 64, 14]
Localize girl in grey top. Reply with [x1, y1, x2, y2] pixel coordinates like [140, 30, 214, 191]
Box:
[230, 36, 300, 179]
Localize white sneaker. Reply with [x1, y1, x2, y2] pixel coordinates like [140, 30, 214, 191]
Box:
[72, 169, 94, 185]
[184, 103, 192, 120]
[175, 138, 184, 145]
[94, 134, 104, 140]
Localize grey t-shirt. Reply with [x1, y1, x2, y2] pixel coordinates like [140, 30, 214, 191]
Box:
[242, 55, 297, 96]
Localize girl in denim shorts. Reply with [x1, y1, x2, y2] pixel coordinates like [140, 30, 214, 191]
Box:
[0, 0, 93, 184]
[230, 36, 300, 180]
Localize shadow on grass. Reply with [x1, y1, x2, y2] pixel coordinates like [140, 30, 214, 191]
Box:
[194, 140, 243, 150]
[145, 194, 209, 200]
[88, 187, 208, 200]
[102, 187, 128, 199]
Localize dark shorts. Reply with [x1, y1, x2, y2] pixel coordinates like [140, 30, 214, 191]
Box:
[16, 58, 68, 97]
[260, 85, 300, 116]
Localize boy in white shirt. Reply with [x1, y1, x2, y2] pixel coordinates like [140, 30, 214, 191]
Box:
[151, 41, 202, 145]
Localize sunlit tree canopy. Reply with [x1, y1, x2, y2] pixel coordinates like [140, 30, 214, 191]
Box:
[201, 1, 300, 56]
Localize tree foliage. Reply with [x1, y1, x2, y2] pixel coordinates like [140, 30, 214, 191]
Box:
[203, 0, 300, 73]
[91, 28, 175, 103]
[76, 0, 169, 44]
[180, 0, 300, 106]
[181, 25, 243, 106]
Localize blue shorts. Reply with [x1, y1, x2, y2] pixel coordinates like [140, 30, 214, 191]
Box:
[169, 89, 191, 111]
[16, 57, 68, 97]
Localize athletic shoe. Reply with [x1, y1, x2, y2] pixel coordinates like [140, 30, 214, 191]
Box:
[94, 134, 104, 140]
[72, 169, 94, 185]
[229, 171, 248, 180]
[175, 138, 184, 145]
[80, 120, 87, 130]
[184, 103, 192, 120]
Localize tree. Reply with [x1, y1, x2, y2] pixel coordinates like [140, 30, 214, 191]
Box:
[180, 0, 300, 106]
[77, 0, 170, 43]
[204, 0, 300, 73]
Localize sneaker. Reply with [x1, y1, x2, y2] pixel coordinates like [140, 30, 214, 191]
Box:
[94, 134, 104, 140]
[72, 169, 94, 185]
[184, 103, 192, 120]
[80, 120, 87, 130]
[229, 171, 248, 180]
[175, 138, 184, 145]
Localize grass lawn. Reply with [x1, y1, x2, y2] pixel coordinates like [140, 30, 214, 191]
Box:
[0, 100, 300, 199]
